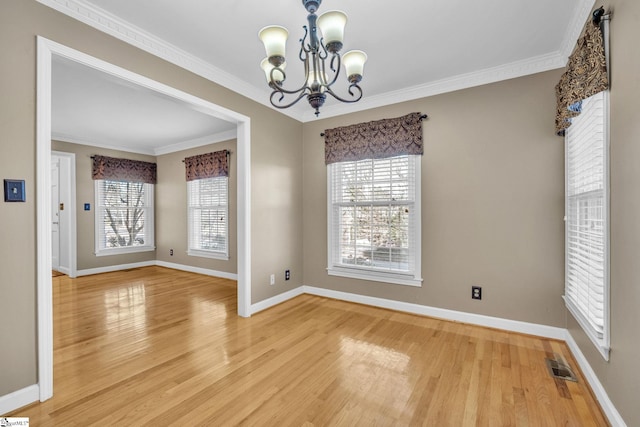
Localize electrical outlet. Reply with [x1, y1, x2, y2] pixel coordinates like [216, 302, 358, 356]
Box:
[170, 249, 174, 256]
[472, 286, 482, 300]
[285, 269, 290, 280]
[270, 274, 275, 286]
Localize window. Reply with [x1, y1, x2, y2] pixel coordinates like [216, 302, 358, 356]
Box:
[187, 176, 229, 259]
[328, 155, 421, 286]
[564, 90, 609, 360]
[95, 180, 154, 255]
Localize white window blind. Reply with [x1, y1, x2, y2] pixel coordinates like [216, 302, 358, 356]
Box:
[188, 177, 228, 259]
[565, 90, 609, 359]
[328, 155, 422, 286]
[95, 180, 154, 255]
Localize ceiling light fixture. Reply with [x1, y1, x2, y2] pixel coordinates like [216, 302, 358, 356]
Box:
[259, 0, 367, 117]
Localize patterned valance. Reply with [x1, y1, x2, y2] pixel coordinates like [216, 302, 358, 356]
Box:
[555, 19, 608, 136]
[324, 112, 424, 165]
[184, 150, 229, 181]
[92, 155, 157, 184]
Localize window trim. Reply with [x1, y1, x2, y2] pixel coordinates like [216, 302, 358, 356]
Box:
[94, 180, 155, 256]
[187, 177, 229, 260]
[326, 155, 422, 287]
[564, 89, 610, 361]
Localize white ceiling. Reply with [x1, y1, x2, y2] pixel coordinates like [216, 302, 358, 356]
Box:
[43, 0, 593, 154]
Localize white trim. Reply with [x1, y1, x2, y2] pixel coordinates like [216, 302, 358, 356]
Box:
[250, 287, 305, 315]
[236, 120, 251, 318]
[35, 0, 594, 123]
[247, 285, 625, 426]
[327, 268, 422, 287]
[52, 132, 155, 155]
[35, 0, 298, 122]
[564, 331, 627, 427]
[37, 36, 252, 402]
[558, 0, 597, 61]
[155, 260, 238, 281]
[36, 37, 54, 402]
[52, 129, 238, 157]
[0, 384, 40, 416]
[186, 249, 229, 261]
[51, 151, 77, 278]
[75, 261, 156, 277]
[301, 52, 566, 121]
[153, 130, 237, 156]
[74, 260, 238, 280]
[302, 286, 567, 339]
[94, 247, 156, 257]
[564, 296, 610, 361]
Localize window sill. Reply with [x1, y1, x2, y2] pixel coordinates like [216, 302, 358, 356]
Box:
[327, 267, 422, 287]
[95, 246, 155, 257]
[187, 249, 229, 261]
[563, 296, 610, 361]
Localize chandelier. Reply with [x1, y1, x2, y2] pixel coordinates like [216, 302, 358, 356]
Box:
[258, 0, 367, 116]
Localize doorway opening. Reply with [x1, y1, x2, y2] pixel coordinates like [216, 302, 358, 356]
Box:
[51, 151, 76, 278]
[37, 37, 252, 402]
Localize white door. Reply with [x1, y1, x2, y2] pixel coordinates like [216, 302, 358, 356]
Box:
[52, 158, 60, 271]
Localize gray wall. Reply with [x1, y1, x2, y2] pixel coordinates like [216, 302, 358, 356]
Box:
[51, 140, 157, 270]
[156, 140, 237, 274]
[2, 0, 638, 425]
[0, 0, 303, 397]
[302, 70, 566, 327]
[566, 1, 640, 425]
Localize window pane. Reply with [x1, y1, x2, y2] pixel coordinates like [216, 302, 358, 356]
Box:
[565, 90, 608, 344]
[331, 155, 416, 275]
[188, 177, 228, 254]
[97, 180, 150, 250]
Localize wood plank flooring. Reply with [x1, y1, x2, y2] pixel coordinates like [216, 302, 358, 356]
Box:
[9, 266, 608, 426]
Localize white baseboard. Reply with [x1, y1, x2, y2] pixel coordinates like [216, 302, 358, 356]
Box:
[0, 384, 39, 416]
[303, 286, 567, 340]
[155, 260, 237, 280]
[564, 331, 627, 427]
[250, 287, 305, 315]
[75, 260, 237, 281]
[55, 266, 70, 275]
[251, 285, 623, 425]
[75, 261, 156, 276]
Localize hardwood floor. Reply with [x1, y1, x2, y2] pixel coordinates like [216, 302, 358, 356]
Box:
[9, 266, 608, 426]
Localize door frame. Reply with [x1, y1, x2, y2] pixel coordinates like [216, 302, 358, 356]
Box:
[51, 151, 77, 277]
[36, 37, 252, 402]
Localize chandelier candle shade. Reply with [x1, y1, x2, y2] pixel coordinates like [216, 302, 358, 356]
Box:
[258, 0, 367, 116]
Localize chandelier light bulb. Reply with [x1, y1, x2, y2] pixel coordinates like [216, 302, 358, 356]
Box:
[258, 1, 365, 116]
[342, 50, 367, 83]
[317, 11, 347, 52]
[258, 26, 288, 66]
[260, 58, 286, 84]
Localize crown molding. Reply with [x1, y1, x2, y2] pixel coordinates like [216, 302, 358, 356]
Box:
[52, 130, 237, 156]
[558, 0, 596, 61]
[52, 132, 155, 155]
[302, 51, 567, 121]
[153, 129, 237, 156]
[38, 0, 588, 124]
[36, 0, 301, 122]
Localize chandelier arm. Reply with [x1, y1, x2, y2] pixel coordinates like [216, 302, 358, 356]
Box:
[271, 82, 310, 96]
[299, 26, 311, 59]
[269, 53, 311, 96]
[269, 89, 308, 109]
[324, 83, 363, 103]
[318, 38, 328, 61]
[324, 53, 341, 88]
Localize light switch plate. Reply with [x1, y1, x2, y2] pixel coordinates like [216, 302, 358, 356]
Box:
[4, 179, 25, 202]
